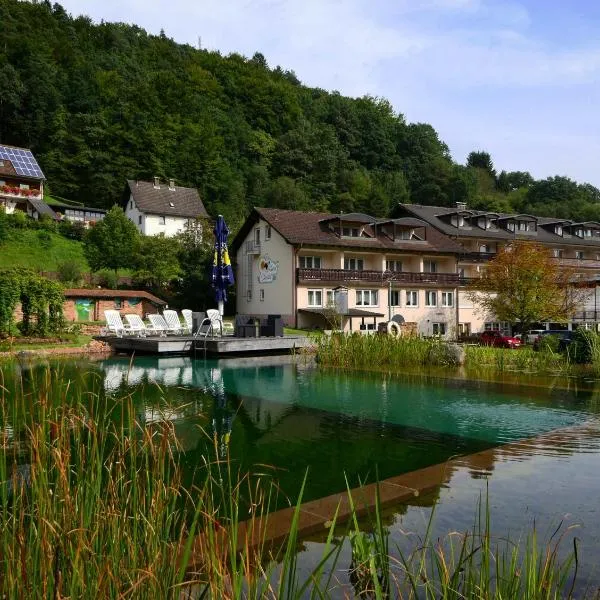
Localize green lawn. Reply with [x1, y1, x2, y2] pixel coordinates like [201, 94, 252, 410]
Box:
[0, 229, 88, 271]
[0, 334, 92, 352]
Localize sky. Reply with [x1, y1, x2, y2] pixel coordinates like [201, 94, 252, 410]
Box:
[57, 0, 600, 187]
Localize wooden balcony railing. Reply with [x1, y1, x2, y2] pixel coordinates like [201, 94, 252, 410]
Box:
[297, 268, 460, 285]
[459, 252, 496, 262]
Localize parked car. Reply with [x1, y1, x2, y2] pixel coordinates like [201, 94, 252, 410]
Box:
[533, 330, 575, 352]
[479, 330, 522, 349]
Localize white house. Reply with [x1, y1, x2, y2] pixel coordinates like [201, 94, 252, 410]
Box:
[124, 178, 209, 237]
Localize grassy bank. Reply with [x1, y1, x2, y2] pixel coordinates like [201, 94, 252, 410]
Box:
[315, 334, 570, 374]
[0, 366, 579, 598]
[0, 228, 88, 271]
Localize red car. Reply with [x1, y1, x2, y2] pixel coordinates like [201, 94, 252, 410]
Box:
[479, 330, 521, 349]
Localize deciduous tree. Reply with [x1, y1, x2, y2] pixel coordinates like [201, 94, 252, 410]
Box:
[83, 206, 140, 275]
[466, 241, 587, 333]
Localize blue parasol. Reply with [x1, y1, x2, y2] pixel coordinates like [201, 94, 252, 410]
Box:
[212, 215, 235, 315]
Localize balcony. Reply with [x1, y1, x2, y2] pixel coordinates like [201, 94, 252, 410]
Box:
[297, 268, 460, 285]
[245, 240, 261, 254]
[0, 185, 41, 200]
[459, 252, 497, 263]
[557, 257, 600, 269]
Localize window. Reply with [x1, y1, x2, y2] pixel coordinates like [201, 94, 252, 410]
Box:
[19, 183, 29, 191]
[458, 323, 471, 336]
[138, 215, 142, 225]
[265, 224, 271, 240]
[518, 221, 527, 231]
[342, 227, 360, 237]
[398, 229, 414, 240]
[326, 289, 335, 307]
[390, 290, 400, 306]
[555, 225, 563, 236]
[159, 215, 166, 225]
[129, 200, 133, 209]
[458, 268, 466, 279]
[576, 251, 585, 259]
[114, 298, 123, 309]
[485, 321, 509, 332]
[553, 249, 564, 258]
[386, 260, 402, 272]
[425, 291, 437, 307]
[477, 217, 490, 230]
[308, 289, 323, 307]
[406, 290, 419, 307]
[441, 291, 454, 307]
[450, 215, 465, 227]
[507, 221, 515, 232]
[246, 289, 252, 301]
[585, 228, 593, 238]
[424, 260, 437, 273]
[576, 229, 584, 238]
[344, 257, 364, 270]
[479, 244, 490, 253]
[356, 290, 378, 306]
[259, 289, 265, 302]
[255, 228, 261, 244]
[432, 322, 447, 336]
[299, 256, 322, 269]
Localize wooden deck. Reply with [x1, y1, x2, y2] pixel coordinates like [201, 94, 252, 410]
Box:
[98, 334, 313, 356]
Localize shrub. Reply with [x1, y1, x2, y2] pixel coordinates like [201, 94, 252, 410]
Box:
[58, 219, 86, 241]
[36, 230, 53, 249]
[567, 328, 600, 365]
[38, 214, 58, 232]
[537, 333, 561, 353]
[0, 210, 9, 245]
[95, 269, 119, 289]
[57, 260, 84, 285]
[7, 210, 29, 229]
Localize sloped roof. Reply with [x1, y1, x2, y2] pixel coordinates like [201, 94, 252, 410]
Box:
[398, 204, 600, 248]
[64, 288, 166, 305]
[232, 207, 463, 254]
[126, 180, 208, 219]
[28, 198, 58, 220]
[0, 144, 45, 180]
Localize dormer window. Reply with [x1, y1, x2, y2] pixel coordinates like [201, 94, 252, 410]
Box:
[451, 215, 465, 227]
[342, 227, 360, 237]
[477, 217, 491, 230]
[507, 221, 515, 232]
[585, 228, 593, 238]
[576, 229, 584, 238]
[555, 225, 563, 236]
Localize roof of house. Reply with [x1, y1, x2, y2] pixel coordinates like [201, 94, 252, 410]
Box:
[126, 179, 208, 219]
[0, 144, 45, 180]
[232, 207, 463, 254]
[64, 289, 167, 305]
[398, 204, 600, 249]
[28, 198, 58, 220]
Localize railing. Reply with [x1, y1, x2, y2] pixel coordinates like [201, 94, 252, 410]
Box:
[297, 268, 460, 285]
[245, 240, 261, 254]
[572, 311, 600, 321]
[459, 252, 496, 262]
[558, 258, 600, 269]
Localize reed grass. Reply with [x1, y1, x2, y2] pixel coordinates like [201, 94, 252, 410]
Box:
[315, 333, 573, 374]
[0, 365, 580, 598]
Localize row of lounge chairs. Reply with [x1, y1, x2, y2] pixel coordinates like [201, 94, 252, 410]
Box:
[103, 309, 224, 338]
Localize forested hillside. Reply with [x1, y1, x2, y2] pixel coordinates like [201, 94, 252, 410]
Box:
[1, 0, 599, 230]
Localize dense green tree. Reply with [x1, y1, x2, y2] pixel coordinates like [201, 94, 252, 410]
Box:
[133, 235, 181, 289]
[0, 0, 598, 231]
[83, 206, 140, 274]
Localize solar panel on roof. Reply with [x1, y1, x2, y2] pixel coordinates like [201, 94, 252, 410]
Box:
[0, 145, 45, 179]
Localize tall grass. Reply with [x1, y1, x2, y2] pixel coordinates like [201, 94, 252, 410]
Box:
[0, 365, 580, 598]
[316, 333, 572, 374]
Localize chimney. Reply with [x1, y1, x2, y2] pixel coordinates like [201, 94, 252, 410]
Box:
[168, 178, 175, 191]
[456, 201, 467, 211]
[153, 176, 160, 189]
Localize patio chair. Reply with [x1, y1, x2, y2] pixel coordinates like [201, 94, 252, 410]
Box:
[181, 309, 193, 334]
[163, 309, 189, 335]
[146, 314, 170, 336]
[124, 314, 148, 337]
[195, 309, 223, 338]
[103, 310, 133, 337]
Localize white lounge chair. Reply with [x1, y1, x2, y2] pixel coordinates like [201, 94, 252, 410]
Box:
[195, 309, 223, 338]
[163, 310, 189, 335]
[124, 314, 148, 337]
[146, 314, 170, 336]
[181, 309, 193, 334]
[103, 310, 133, 337]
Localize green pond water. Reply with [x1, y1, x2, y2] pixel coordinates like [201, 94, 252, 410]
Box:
[4, 355, 600, 593]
